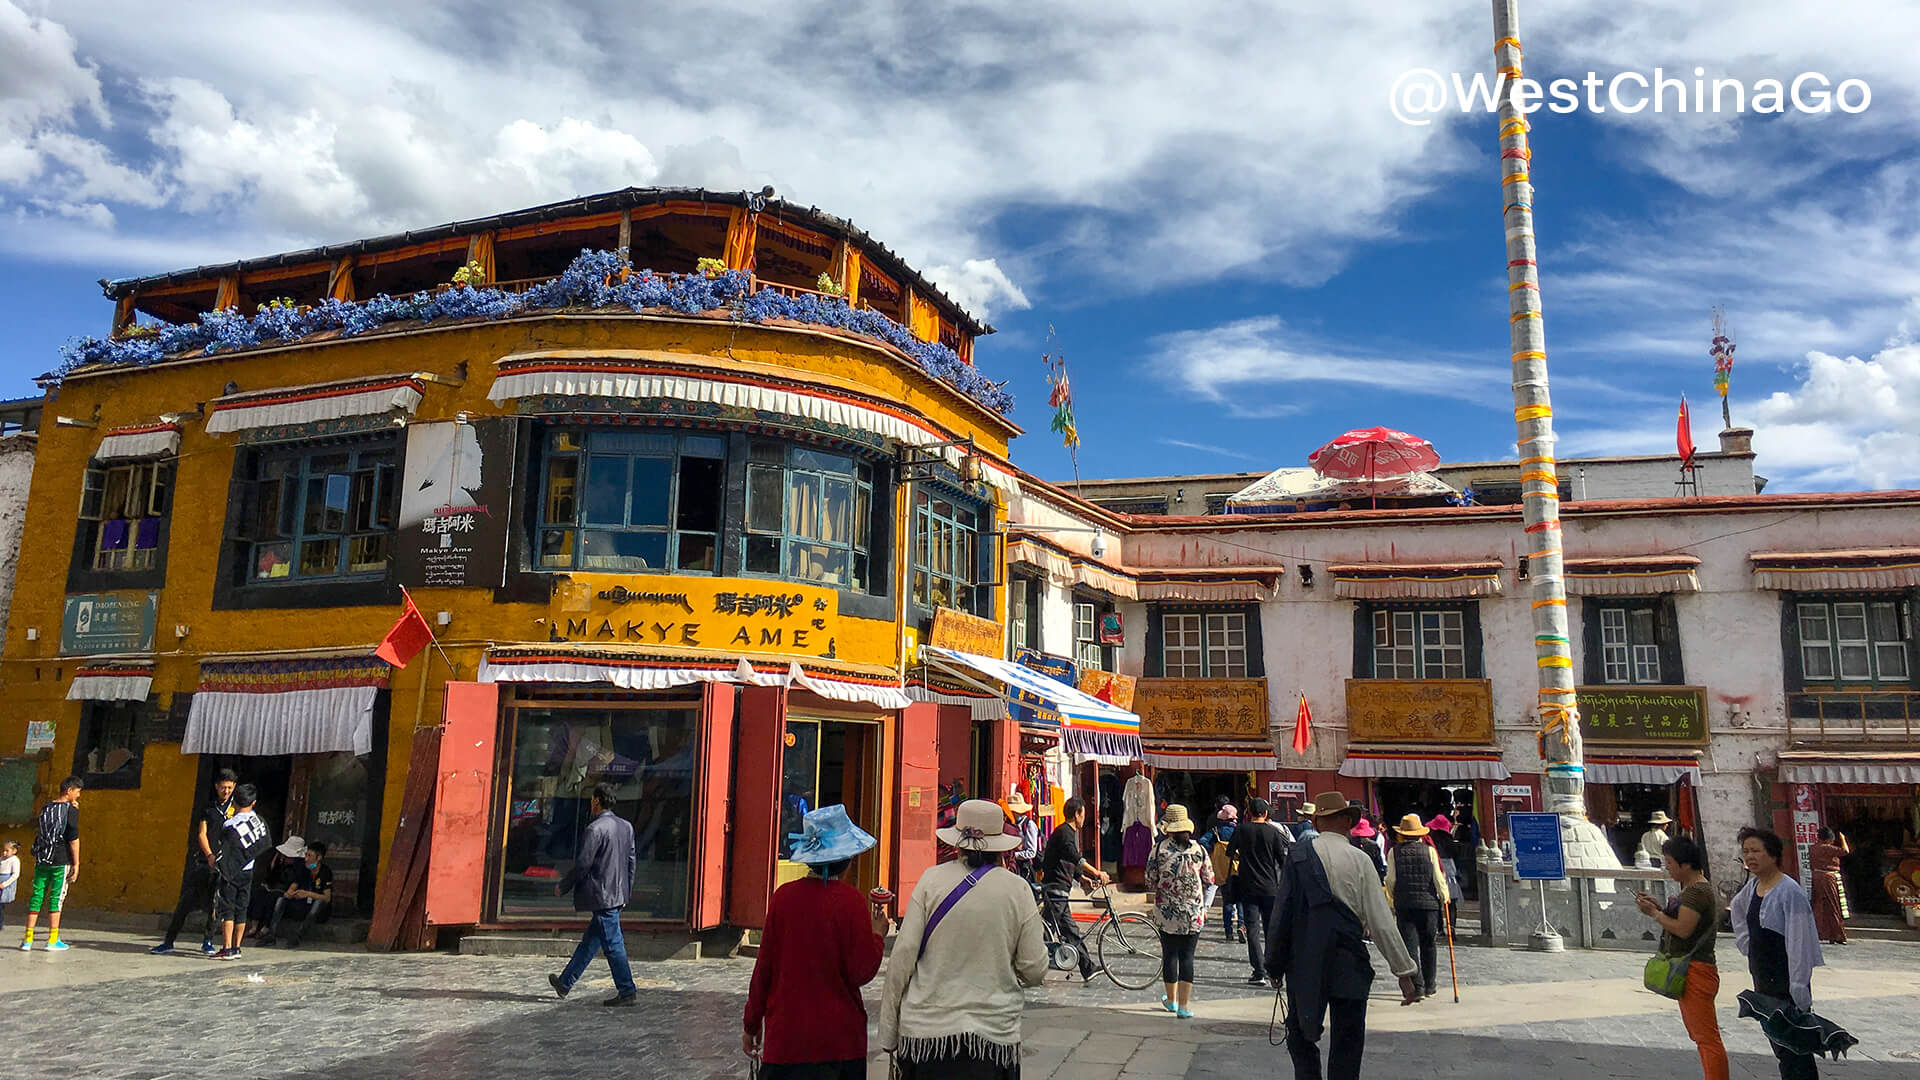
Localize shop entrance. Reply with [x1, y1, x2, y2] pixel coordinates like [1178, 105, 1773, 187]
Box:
[1822, 789, 1916, 916]
[779, 715, 883, 893]
[1375, 779, 1472, 833]
[195, 747, 386, 918]
[1155, 770, 1251, 831]
[1590, 783, 1678, 865]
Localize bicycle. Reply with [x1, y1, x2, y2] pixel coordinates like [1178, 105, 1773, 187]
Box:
[1037, 882, 1162, 990]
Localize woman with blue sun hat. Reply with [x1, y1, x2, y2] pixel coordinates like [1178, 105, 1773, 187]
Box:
[744, 805, 891, 1080]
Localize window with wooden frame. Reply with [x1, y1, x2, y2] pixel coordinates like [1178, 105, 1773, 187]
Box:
[1073, 598, 1114, 672]
[1372, 607, 1466, 679]
[1007, 573, 1041, 659]
[71, 700, 145, 790]
[1161, 611, 1249, 678]
[79, 460, 171, 571]
[1795, 598, 1912, 686]
[912, 487, 985, 615]
[236, 439, 398, 583]
[746, 441, 876, 591]
[537, 429, 726, 573]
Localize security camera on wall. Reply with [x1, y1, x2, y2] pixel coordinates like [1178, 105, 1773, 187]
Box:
[1091, 531, 1108, 559]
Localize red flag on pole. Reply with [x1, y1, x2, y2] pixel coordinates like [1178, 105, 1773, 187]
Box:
[1291, 694, 1313, 755]
[375, 588, 435, 667]
[1676, 395, 1696, 466]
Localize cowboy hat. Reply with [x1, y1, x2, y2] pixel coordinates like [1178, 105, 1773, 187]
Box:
[1647, 811, 1673, 825]
[1309, 793, 1361, 821]
[1161, 805, 1196, 834]
[936, 799, 1023, 852]
[1006, 793, 1033, 814]
[1300, 802, 1316, 816]
[790, 805, 878, 865]
[1351, 817, 1377, 839]
[1394, 814, 1430, 838]
[275, 835, 308, 859]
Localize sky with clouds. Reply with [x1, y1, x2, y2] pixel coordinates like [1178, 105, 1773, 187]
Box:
[3, 0, 1917, 491]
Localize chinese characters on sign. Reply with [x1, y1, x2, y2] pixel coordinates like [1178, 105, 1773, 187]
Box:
[1135, 679, 1269, 739]
[1009, 650, 1075, 731]
[392, 419, 515, 589]
[550, 576, 842, 656]
[60, 591, 159, 655]
[1345, 679, 1495, 744]
[1575, 687, 1708, 745]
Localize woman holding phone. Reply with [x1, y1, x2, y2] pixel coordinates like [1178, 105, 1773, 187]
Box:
[1635, 835, 1727, 1080]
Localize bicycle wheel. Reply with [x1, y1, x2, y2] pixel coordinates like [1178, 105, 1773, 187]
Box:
[1097, 912, 1162, 990]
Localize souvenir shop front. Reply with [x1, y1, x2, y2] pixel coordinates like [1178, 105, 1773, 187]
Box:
[1774, 753, 1920, 921]
[1573, 686, 1709, 866]
[1337, 677, 1509, 840]
[1136, 677, 1276, 827]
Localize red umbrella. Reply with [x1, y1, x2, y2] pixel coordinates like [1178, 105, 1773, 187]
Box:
[1307, 426, 1440, 481]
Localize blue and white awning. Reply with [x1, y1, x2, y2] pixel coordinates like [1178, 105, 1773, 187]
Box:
[921, 646, 1141, 762]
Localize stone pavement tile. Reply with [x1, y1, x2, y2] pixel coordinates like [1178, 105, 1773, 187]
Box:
[1024, 1026, 1091, 1048]
[1118, 1045, 1194, 1077]
[1049, 1062, 1123, 1080]
[1021, 1044, 1073, 1077]
[1068, 1035, 1141, 1064]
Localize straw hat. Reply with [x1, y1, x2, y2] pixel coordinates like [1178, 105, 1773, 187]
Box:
[1648, 811, 1673, 826]
[936, 799, 1023, 852]
[1393, 814, 1431, 838]
[1007, 792, 1033, 814]
[1300, 802, 1317, 816]
[1161, 805, 1196, 834]
[790, 805, 878, 865]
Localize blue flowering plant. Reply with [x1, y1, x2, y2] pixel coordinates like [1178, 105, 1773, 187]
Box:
[55, 250, 1012, 414]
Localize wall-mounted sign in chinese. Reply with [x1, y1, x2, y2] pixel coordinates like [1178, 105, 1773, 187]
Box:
[1078, 669, 1137, 711]
[549, 575, 888, 662]
[1136, 678, 1268, 739]
[61, 591, 158, 655]
[1345, 679, 1494, 745]
[928, 607, 1002, 657]
[1575, 686, 1708, 746]
[1008, 649, 1075, 732]
[391, 419, 516, 589]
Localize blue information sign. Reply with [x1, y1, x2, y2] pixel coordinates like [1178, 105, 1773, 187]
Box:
[1509, 811, 1566, 881]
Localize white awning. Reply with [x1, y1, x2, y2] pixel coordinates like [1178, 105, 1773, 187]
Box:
[1330, 562, 1504, 600]
[488, 356, 1018, 496]
[904, 679, 1009, 721]
[1564, 557, 1700, 596]
[1585, 756, 1702, 785]
[478, 648, 913, 710]
[1144, 741, 1279, 770]
[95, 423, 182, 461]
[922, 645, 1142, 760]
[1135, 575, 1281, 603]
[1005, 537, 1138, 600]
[1778, 753, 1920, 785]
[184, 656, 390, 756]
[1337, 749, 1511, 780]
[67, 662, 154, 702]
[205, 376, 425, 435]
[1750, 549, 1920, 591]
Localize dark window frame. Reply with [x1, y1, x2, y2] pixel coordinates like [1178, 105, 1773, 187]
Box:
[1073, 592, 1116, 673]
[1579, 596, 1685, 686]
[910, 483, 990, 618]
[1007, 572, 1042, 659]
[534, 427, 728, 574]
[1352, 600, 1484, 679]
[67, 457, 174, 593]
[1145, 604, 1265, 679]
[745, 440, 879, 594]
[1785, 593, 1914, 689]
[239, 439, 400, 585]
[213, 433, 403, 611]
[71, 699, 147, 790]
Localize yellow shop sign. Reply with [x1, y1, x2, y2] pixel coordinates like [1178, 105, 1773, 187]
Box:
[547, 575, 895, 665]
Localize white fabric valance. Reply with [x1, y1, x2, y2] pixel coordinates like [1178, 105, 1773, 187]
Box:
[67, 665, 154, 702]
[1778, 756, 1920, 785]
[1585, 758, 1702, 785]
[905, 682, 1009, 721]
[1338, 750, 1511, 780]
[1330, 564, 1504, 600]
[95, 424, 182, 461]
[1751, 549, 1920, 592]
[205, 377, 425, 434]
[1564, 558, 1700, 596]
[489, 359, 1018, 496]
[1004, 537, 1138, 600]
[1137, 578, 1279, 603]
[185, 687, 377, 756]
[479, 650, 912, 709]
[1144, 741, 1279, 770]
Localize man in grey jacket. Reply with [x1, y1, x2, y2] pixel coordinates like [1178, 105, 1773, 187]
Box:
[547, 783, 639, 1006]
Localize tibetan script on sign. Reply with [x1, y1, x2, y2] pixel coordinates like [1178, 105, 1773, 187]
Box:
[1135, 679, 1268, 739]
[1345, 679, 1494, 744]
[1078, 669, 1138, 711]
[1576, 686, 1708, 746]
[929, 607, 1003, 657]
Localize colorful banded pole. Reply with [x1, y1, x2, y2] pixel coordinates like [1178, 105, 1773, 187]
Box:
[1493, 0, 1586, 819]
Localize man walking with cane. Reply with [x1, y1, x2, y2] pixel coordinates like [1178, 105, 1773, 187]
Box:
[547, 783, 638, 1006]
[1268, 793, 1420, 1080]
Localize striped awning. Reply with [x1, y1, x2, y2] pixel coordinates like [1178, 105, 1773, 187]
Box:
[205, 375, 425, 434]
[487, 353, 1019, 496]
[1750, 549, 1920, 592]
[185, 655, 390, 756]
[1585, 753, 1702, 786]
[479, 646, 912, 709]
[1564, 556, 1700, 596]
[1337, 747, 1511, 780]
[1135, 570, 1284, 603]
[1144, 739, 1278, 770]
[1330, 561, 1504, 600]
[1777, 750, 1920, 785]
[904, 675, 1010, 722]
[922, 645, 1141, 762]
[1006, 536, 1137, 600]
[67, 661, 155, 702]
[95, 423, 182, 461]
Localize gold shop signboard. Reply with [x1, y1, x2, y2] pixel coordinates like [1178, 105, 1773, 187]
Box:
[928, 606, 1004, 657]
[1079, 668, 1138, 711]
[1136, 678, 1268, 739]
[1345, 679, 1495, 744]
[547, 574, 895, 666]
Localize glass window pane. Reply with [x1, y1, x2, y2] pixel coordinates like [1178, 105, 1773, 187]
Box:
[1629, 608, 1657, 646]
[1633, 645, 1661, 684]
[628, 457, 672, 527]
[747, 465, 782, 532]
[823, 478, 854, 544]
[853, 485, 871, 550]
[676, 533, 716, 573]
[790, 448, 853, 474]
[590, 431, 674, 456]
[1797, 605, 1829, 642]
[539, 529, 576, 569]
[746, 535, 781, 574]
[1802, 644, 1834, 680]
[676, 457, 724, 532]
[1877, 642, 1909, 679]
[1838, 644, 1871, 679]
[544, 456, 579, 523]
[681, 434, 727, 459]
[348, 534, 388, 573]
[1834, 603, 1868, 643]
[788, 473, 822, 539]
[584, 455, 629, 525]
[1867, 603, 1901, 644]
[299, 537, 340, 577]
[254, 542, 293, 580]
[581, 530, 667, 571]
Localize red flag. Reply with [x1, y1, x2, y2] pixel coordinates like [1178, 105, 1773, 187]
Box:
[1677, 395, 1696, 465]
[375, 590, 435, 667]
[1291, 694, 1313, 755]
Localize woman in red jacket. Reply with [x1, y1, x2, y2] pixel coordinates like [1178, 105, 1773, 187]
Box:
[744, 805, 890, 1080]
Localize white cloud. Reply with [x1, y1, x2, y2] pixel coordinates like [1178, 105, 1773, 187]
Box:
[1158, 438, 1258, 461]
[922, 258, 1030, 322]
[1748, 341, 1920, 489]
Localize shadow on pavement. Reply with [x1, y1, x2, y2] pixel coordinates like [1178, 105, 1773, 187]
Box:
[349, 986, 557, 1004]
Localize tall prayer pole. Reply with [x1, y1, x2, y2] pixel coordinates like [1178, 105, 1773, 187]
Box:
[1491, 2, 1591, 831]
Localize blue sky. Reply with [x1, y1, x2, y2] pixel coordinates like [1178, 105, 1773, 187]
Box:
[4, 1, 1918, 491]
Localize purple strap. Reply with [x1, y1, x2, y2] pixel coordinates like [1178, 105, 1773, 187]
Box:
[918, 863, 993, 960]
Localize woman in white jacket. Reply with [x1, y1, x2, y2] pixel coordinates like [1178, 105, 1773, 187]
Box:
[1729, 827, 1856, 1079]
[880, 800, 1048, 1079]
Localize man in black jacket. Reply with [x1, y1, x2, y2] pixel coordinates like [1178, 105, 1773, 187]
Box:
[548, 783, 639, 1006]
[1226, 797, 1291, 984]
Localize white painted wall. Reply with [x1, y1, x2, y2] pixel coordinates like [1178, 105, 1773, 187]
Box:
[0, 435, 35, 642]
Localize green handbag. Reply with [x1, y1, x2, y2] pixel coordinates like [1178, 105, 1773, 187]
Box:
[1643, 913, 1712, 999]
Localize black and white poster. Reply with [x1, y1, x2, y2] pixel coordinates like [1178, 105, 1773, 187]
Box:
[391, 419, 516, 589]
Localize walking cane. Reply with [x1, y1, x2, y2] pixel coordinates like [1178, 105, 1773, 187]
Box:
[1444, 900, 1459, 1003]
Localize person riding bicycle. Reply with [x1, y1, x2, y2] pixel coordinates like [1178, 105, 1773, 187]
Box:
[1040, 796, 1108, 984]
